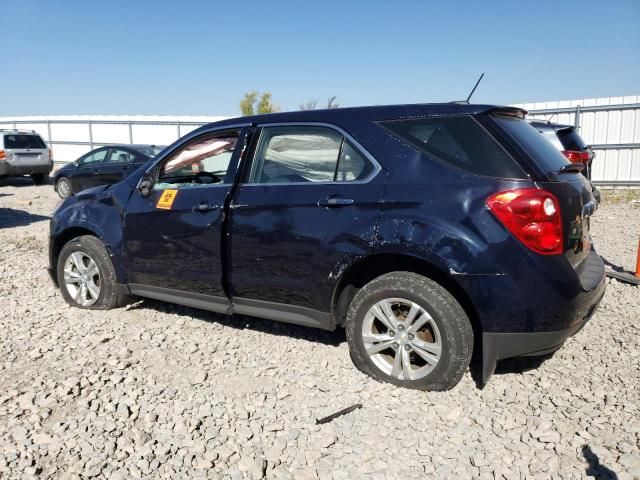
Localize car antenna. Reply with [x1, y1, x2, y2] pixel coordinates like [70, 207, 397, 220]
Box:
[545, 112, 558, 124]
[465, 73, 485, 103]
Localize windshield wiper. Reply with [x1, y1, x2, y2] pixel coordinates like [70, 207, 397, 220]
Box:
[555, 163, 584, 174]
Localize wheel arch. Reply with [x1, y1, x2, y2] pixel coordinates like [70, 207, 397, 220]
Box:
[50, 227, 101, 284]
[331, 253, 481, 339]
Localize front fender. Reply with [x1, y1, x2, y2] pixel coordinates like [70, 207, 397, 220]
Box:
[50, 182, 133, 283]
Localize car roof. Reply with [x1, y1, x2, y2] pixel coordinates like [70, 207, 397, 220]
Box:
[203, 103, 526, 130]
[0, 129, 42, 135]
[92, 144, 164, 151]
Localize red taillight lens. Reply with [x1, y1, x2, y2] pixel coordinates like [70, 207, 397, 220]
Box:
[0, 150, 5, 160]
[562, 150, 590, 164]
[486, 188, 563, 255]
[49, 148, 53, 161]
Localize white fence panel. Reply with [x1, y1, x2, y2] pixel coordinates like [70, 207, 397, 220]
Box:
[514, 95, 640, 185]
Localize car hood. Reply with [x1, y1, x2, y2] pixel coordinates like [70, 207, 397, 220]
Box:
[75, 184, 110, 198]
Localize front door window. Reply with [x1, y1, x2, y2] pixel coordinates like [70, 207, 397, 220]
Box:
[155, 131, 239, 189]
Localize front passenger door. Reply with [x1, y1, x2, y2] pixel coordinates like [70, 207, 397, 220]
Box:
[123, 127, 246, 306]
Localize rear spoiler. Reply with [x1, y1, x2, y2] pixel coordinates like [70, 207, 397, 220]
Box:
[487, 107, 528, 119]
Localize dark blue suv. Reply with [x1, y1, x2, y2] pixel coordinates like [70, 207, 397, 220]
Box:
[48, 103, 605, 390]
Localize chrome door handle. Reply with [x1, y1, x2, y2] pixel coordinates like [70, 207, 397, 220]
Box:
[318, 197, 355, 208]
[192, 202, 219, 213]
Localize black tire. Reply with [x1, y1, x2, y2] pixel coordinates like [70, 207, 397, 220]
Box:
[56, 235, 129, 310]
[31, 173, 48, 185]
[345, 271, 473, 391]
[56, 177, 73, 198]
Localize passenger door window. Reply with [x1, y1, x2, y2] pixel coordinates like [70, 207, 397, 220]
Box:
[78, 149, 108, 166]
[155, 130, 240, 189]
[108, 148, 137, 164]
[249, 126, 372, 184]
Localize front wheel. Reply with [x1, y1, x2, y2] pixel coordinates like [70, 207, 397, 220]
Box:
[345, 271, 473, 391]
[56, 235, 129, 309]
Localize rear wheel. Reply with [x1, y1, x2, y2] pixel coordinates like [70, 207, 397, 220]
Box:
[345, 271, 473, 391]
[56, 177, 73, 198]
[31, 173, 48, 185]
[56, 235, 129, 309]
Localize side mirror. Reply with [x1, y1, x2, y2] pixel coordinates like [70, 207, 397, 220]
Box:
[139, 177, 154, 197]
[73, 160, 80, 168]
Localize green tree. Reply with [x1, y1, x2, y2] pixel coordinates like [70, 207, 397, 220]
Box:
[239, 91, 279, 115]
[240, 91, 258, 116]
[257, 92, 278, 114]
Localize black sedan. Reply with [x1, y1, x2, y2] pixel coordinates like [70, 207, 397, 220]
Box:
[53, 144, 165, 198]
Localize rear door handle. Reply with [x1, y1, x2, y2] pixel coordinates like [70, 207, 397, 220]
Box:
[192, 202, 219, 213]
[318, 197, 355, 208]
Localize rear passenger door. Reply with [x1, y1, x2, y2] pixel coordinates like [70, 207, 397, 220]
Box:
[227, 124, 387, 325]
[74, 148, 109, 191]
[103, 148, 138, 184]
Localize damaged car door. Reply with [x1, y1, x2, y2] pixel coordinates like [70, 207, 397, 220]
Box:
[123, 127, 246, 310]
[227, 124, 387, 327]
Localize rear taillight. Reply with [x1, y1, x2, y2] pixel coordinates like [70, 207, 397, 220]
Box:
[486, 188, 563, 255]
[0, 150, 5, 160]
[562, 150, 590, 164]
[49, 148, 53, 161]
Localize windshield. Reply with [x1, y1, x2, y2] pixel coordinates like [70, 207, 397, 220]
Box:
[493, 115, 570, 174]
[133, 145, 166, 158]
[557, 129, 588, 151]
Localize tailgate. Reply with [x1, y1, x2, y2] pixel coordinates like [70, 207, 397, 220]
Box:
[537, 173, 596, 269]
[6, 148, 49, 167]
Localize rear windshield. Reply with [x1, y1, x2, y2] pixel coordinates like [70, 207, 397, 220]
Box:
[557, 129, 587, 151]
[493, 115, 570, 174]
[3, 134, 47, 149]
[380, 115, 527, 178]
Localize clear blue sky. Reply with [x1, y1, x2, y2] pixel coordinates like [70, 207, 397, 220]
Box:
[1, 0, 639, 116]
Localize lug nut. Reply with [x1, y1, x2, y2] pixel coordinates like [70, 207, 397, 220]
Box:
[408, 333, 414, 340]
[392, 342, 399, 349]
[389, 330, 395, 337]
[397, 324, 404, 331]
[404, 344, 411, 351]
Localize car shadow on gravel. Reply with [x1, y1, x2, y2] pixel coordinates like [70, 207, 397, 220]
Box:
[469, 353, 553, 389]
[129, 299, 346, 346]
[0, 208, 50, 228]
[582, 445, 618, 479]
[0, 177, 52, 187]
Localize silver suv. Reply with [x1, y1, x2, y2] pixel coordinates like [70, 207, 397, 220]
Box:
[0, 130, 53, 184]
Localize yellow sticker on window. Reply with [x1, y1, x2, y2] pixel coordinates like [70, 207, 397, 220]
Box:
[156, 189, 178, 210]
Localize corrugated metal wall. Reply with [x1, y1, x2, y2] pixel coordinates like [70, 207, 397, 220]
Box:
[513, 96, 640, 185]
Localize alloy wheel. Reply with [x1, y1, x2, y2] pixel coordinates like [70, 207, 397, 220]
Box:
[361, 298, 442, 381]
[63, 251, 101, 307]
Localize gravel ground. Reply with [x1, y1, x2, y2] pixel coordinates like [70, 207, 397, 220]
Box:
[1, 178, 639, 480]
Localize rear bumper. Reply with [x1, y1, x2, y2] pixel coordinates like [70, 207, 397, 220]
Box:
[457, 249, 607, 384]
[481, 281, 604, 382]
[0, 162, 53, 176]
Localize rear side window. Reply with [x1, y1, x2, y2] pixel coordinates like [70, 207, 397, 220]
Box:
[249, 126, 373, 184]
[493, 115, 569, 174]
[3, 134, 47, 149]
[557, 129, 587, 151]
[381, 116, 526, 178]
